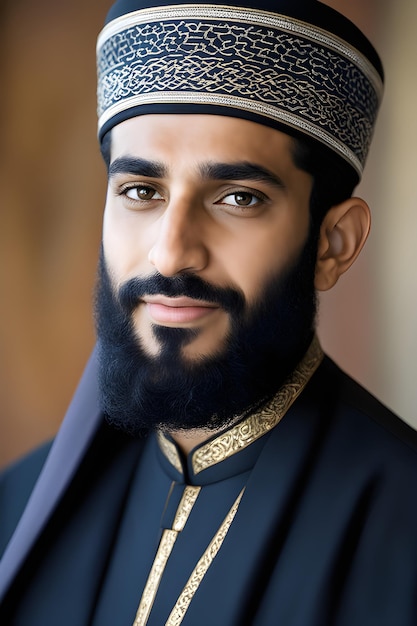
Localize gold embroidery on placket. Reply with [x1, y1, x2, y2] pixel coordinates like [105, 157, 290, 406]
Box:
[133, 486, 246, 626]
[166, 487, 245, 625]
[133, 486, 201, 626]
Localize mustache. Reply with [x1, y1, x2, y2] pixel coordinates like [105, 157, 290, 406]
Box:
[118, 271, 246, 315]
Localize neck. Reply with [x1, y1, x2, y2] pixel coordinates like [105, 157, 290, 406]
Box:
[168, 409, 250, 455]
[168, 428, 217, 456]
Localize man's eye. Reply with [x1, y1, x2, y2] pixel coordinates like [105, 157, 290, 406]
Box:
[124, 186, 162, 201]
[220, 191, 262, 207]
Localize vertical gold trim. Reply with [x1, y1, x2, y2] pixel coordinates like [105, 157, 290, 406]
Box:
[133, 486, 201, 626]
[166, 488, 246, 625]
[134, 529, 178, 626]
[172, 486, 201, 532]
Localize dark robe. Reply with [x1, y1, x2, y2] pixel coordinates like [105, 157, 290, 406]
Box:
[1, 345, 417, 625]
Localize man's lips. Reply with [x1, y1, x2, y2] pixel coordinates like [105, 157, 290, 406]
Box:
[142, 296, 219, 324]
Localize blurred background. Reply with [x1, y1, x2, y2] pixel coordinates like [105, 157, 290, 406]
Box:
[0, 0, 416, 468]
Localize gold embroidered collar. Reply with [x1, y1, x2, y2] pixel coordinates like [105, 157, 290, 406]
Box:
[157, 335, 323, 476]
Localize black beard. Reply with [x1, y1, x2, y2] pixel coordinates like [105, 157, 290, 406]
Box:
[95, 230, 318, 437]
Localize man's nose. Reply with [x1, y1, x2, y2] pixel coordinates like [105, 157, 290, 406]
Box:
[147, 199, 209, 277]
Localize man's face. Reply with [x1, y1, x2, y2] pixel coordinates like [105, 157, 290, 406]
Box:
[98, 114, 317, 434]
[103, 114, 312, 360]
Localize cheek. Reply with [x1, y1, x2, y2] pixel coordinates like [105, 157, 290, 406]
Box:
[217, 216, 309, 302]
[102, 203, 153, 283]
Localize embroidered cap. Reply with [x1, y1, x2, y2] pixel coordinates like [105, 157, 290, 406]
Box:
[97, 0, 384, 179]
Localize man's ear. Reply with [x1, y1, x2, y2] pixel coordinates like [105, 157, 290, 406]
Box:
[314, 197, 371, 291]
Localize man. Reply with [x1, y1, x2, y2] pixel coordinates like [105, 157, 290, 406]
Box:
[1, 0, 417, 624]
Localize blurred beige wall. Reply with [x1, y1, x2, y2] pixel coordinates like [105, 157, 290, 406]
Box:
[319, 0, 417, 430]
[0, 1, 416, 469]
[0, 0, 109, 467]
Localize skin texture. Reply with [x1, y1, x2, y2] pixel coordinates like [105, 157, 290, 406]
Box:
[104, 116, 312, 351]
[102, 114, 371, 453]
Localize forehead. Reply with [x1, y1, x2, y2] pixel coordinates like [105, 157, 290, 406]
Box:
[109, 114, 298, 172]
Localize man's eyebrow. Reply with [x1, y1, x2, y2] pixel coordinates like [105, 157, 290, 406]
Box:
[199, 161, 285, 188]
[108, 157, 284, 188]
[108, 156, 167, 179]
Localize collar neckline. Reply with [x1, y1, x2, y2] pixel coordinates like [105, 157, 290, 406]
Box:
[157, 335, 323, 478]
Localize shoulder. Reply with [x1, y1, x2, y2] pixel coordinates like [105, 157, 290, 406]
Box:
[321, 357, 417, 448]
[304, 355, 417, 474]
[0, 442, 52, 557]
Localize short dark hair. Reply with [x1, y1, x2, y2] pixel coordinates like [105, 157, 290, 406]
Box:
[100, 130, 112, 170]
[292, 136, 358, 229]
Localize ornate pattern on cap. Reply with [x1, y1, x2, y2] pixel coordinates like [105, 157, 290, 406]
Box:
[97, 4, 383, 176]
